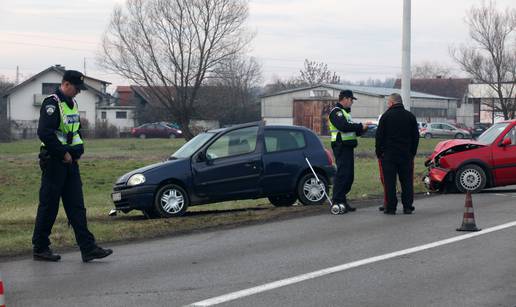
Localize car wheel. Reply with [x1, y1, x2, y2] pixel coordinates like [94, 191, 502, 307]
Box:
[455, 164, 487, 193]
[139, 134, 146, 139]
[297, 173, 328, 206]
[169, 133, 176, 139]
[154, 183, 189, 218]
[424, 133, 432, 139]
[455, 133, 464, 139]
[268, 194, 297, 207]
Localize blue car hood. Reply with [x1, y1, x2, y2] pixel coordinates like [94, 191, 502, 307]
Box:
[116, 158, 186, 184]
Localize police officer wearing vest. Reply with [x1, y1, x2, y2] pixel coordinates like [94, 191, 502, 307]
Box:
[329, 90, 369, 213]
[33, 70, 113, 262]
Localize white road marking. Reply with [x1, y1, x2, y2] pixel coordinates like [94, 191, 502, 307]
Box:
[186, 220, 516, 307]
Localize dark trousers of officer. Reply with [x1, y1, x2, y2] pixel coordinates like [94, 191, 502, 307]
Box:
[379, 157, 414, 212]
[331, 143, 354, 204]
[32, 159, 96, 253]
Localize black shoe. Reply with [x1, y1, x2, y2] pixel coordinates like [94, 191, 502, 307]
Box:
[383, 210, 396, 215]
[403, 206, 415, 214]
[344, 203, 356, 212]
[82, 246, 113, 263]
[378, 206, 385, 211]
[33, 249, 61, 262]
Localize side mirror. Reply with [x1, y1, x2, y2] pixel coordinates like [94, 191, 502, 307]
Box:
[197, 151, 206, 162]
[501, 138, 512, 146]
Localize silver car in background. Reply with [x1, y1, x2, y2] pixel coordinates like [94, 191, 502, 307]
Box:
[420, 122, 471, 139]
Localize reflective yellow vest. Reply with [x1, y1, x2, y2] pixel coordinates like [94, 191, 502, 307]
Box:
[328, 107, 357, 142]
[42, 94, 84, 146]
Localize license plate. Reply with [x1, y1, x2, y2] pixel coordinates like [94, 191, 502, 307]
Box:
[112, 192, 121, 202]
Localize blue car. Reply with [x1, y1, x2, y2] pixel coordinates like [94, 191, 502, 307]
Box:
[111, 122, 336, 218]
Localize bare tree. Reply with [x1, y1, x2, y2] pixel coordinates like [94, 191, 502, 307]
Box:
[411, 61, 454, 79]
[0, 75, 14, 141]
[262, 76, 306, 95]
[450, 0, 516, 120]
[99, 0, 252, 138]
[299, 59, 341, 85]
[200, 55, 262, 125]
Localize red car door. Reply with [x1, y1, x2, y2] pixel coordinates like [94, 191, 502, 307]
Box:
[491, 124, 516, 186]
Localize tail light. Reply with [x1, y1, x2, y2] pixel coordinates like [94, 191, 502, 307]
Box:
[324, 149, 334, 165]
[420, 128, 427, 132]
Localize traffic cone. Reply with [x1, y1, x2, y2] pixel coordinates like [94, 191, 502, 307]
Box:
[0, 272, 5, 307]
[456, 192, 481, 232]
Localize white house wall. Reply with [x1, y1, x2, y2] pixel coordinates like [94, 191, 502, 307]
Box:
[98, 109, 135, 132]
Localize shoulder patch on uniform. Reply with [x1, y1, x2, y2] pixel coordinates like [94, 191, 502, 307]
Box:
[336, 111, 343, 117]
[45, 105, 56, 116]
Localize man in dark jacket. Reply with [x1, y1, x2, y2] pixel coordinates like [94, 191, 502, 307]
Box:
[33, 70, 113, 262]
[328, 90, 369, 213]
[375, 93, 419, 215]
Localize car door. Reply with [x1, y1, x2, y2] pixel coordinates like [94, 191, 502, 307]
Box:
[430, 123, 443, 137]
[442, 124, 455, 138]
[192, 125, 263, 200]
[491, 125, 516, 186]
[261, 128, 307, 194]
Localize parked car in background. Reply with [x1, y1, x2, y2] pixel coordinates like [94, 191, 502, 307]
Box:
[471, 123, 492, 139]
[423, 120, 516, 193]
[112, 122, 336, 218]
[131, 122, 183, 139]
[419, 123, 471, 139]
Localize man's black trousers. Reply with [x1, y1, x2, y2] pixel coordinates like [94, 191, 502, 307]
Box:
[331, 144, 354, 204]
[32, 159, 96, 253]
[379, 157, 414, 212]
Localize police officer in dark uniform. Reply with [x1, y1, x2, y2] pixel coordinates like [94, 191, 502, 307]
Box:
[375, 93, 419, 215]
[328, 90, 369, 213]
[33, 70, 113, 262]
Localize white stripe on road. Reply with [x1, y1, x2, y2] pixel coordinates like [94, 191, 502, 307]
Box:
[187, 220, 516, 307]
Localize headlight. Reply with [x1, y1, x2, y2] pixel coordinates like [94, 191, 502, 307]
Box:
[176, 130, 182, 134]
[127, 174, 146, 186]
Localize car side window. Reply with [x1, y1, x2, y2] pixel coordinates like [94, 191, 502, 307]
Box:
[506, 127, 516, 145]
[206, 126, 258, 159]
[264, 129, 306, 153]
[431, 124, 440, 129]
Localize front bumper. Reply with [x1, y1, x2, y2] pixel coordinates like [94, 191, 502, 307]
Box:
[423, 167, 451, 191]
[111, 184, 157, 211]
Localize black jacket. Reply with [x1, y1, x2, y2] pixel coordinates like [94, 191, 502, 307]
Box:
[37, 89, 84, 161]
[375, 104, 419, 160]
[329, 103, 364, 148]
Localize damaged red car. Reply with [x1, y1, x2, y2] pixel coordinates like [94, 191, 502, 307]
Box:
[424, 120, 516, 193]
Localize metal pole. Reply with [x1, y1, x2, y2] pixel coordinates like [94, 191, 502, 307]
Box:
[402, 0, 411, 111]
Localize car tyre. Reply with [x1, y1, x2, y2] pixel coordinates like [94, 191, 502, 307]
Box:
[455, 133, 464, 139]
[139, 134, 146, 139]
[154, 183, 189, 218]
[268, 194, 297, 207]
[169, 133, 176, 139]
[455, 164, 487, 193]
[297, 173, 328, 206]
[424, 133, 432, 139]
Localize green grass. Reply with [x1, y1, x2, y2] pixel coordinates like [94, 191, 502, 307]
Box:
[0, 137, 439, 257]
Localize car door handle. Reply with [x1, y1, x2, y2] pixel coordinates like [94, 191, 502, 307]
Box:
[244, 162, 257, 169]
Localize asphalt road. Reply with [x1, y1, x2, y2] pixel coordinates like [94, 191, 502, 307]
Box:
[1, 187, 516, 307]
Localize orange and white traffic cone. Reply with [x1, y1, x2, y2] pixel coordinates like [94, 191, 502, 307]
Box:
[0, 272, 5, 307]
[456, 192, 481, 232]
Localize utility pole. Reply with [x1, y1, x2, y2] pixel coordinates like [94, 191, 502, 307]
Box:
[83, 58, 87, 75]
[402, 0, 411, 111]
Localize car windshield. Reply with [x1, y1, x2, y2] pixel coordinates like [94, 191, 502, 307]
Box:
[171, 132, 214, 159]
[476, 122, 510, 145]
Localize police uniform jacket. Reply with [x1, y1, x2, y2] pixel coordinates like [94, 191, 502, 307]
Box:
[38, 89, 84, 161]
[329, 102, 364, 148]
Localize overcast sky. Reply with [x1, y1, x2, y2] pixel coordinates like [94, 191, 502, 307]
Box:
[1, 0, 515, 90]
